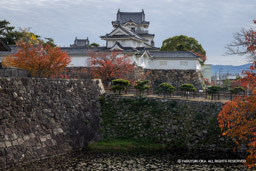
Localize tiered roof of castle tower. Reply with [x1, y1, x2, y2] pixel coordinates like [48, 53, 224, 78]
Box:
[112, 9, 149, 28]
[70, 37, 89, 47]
[100, 24, 147, 41]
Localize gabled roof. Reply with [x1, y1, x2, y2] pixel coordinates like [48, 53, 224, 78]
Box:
[112, 9, 150, 26]
[0, 39, 11, 51]
[137, 33, 155, 37]
[148, 51, 202, 60]
[110, 42, 124, 51]
[109, 42, 140, 52]
[61, 44, 139, 55]
[70, 37, 89, 47]
[0, 45, 17, 57]
[101, 24, 147, 42]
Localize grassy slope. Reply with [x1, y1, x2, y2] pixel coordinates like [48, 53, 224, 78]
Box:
[88, 139, 166, 151]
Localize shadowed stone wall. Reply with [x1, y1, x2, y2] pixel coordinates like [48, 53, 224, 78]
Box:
[0, 68, 28, 77]
[144, 69, 204, 90]
[0, 77, 101, 169]
[100, 95, 245, 158]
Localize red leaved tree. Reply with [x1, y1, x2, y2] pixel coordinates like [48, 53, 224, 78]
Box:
[2, 41, 71, 77]
[218, 20, 256, 169]
[88, 51, 135, 87]
[192, 51, 207, 61]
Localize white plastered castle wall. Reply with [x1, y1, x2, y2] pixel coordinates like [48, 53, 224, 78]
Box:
[68, 56, 91, 67]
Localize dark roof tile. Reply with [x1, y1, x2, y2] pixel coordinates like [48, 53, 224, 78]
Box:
[148, 51, 201, 58]
[113, 10, 149, 25]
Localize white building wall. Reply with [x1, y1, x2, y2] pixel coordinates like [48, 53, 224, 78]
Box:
[202, 64, 212, 82]
[140, 59, 200, 70]
[107, 41, 115, 48]
[107, 40, 143, 48]
[68, 56, 91, 67]
[144, 37, 153, 45]
[68, 54, 136, 67]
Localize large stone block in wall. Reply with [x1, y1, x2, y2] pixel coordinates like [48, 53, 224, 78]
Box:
[0, 77, 101, 169]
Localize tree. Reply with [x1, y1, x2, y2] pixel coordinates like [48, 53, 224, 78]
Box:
[160, 35, 206, 62]
[226, 20, 256, 61]
[230, 87, 245, 95]
[0, 20, 56, 47]
[0, 20, 23, 45]
[111, 79, 130, 94]
[18, 28, 56, 47]
[44, 37, 57, 47]
[89, 51, 134, 87]
[134, 80, 150, 94]
[89, 43, 99, 48]
[158, 82, 176, 97]
[180, 83, 196, 98]
[207, 85, 221, 100]
[218, 20, 256, 169]
[2, 40, 71, 77]
[218, 95, 256, 168]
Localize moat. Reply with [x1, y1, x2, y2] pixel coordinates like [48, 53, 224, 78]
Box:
[5, 151, 248, 171]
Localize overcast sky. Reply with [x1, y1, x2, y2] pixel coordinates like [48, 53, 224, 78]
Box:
[0, 0, 255, 66]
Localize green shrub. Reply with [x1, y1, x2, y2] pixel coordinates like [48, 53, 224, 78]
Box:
[134, 80, 150, 94]
[111, 79, 130, 94]
[179, 83, 196, 92]
[230, 87, 245, 94]
[207, 85, 221, 94]
[158, 82, 176, 97]
[179, 84, 196, 98]
[112, 79, 130, 87]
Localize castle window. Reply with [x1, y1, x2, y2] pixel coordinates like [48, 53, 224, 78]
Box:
[159, 61, 167, 66]
[180, 61, 188, 66]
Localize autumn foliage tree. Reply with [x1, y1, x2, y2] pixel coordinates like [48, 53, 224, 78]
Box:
[218, 20, 256, 169]
[89, 51, 134, 87]
[2, 32, 70, 77]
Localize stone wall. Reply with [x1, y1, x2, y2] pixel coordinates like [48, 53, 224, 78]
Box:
[0, 68, 28, 77]
[100, 95, 243, 157]
[0, 77, 101, 169]
[144, 69, 204, 90]
[61, 67, 92, 79]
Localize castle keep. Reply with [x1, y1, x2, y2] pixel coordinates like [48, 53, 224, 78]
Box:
[0, 10, 204, 89]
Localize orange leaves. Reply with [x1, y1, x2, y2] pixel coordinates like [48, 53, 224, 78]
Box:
[2, 55, 15, 67]
[221, 20, 256, 168]
[244, 21, 256, 55]
[88, 50, 134, 86]
[191, 51, 207, 61]
[218, 95, 256, 168]
[2, 41, 71, 77]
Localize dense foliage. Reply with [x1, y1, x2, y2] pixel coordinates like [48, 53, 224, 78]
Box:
[207, 86, 221, 94]
[2, 31, 70, 77]
[111, 79, 130, 94]
[158, 82, 176, 97]
[160, 35, 206, 62]
[229, 87, 245, 95]
[0, 20, 23, 45]
[218, 20, 256, 169]
[89, 43, 99, 47]
[180, 84, 196, 92]
[134, 80, 150, 94]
